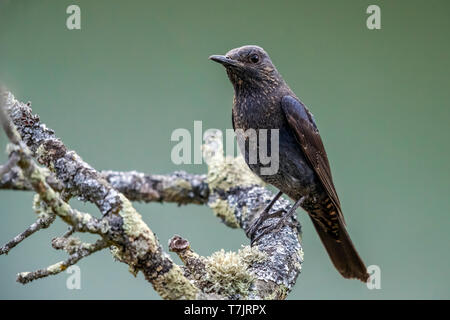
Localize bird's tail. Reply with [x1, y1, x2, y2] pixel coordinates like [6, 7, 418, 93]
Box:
[310, 216, 369, 282]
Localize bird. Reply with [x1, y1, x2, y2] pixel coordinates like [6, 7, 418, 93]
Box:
[209, 45, 369, 282]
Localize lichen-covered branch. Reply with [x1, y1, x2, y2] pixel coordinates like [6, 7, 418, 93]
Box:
[200, 130, 303, 299]
[169, 235, 270, 299]
[0, 90, 303, 300]
[163, 131, 304, 299]
[0, 162, 62, 191]
[0, 91, 199, 299]
[1, 166, 205, 206]
[101, 170, 209, 205]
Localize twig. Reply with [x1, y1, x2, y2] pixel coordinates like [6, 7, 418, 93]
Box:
[62, 227, 75, 238]
[0, 152, 19, 178]
[17, 239, 109, 284]
[0, 213, 56, 255]
[169, 235, 207, 281]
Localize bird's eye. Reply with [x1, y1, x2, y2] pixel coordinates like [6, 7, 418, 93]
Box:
[250, 54, 259, 63]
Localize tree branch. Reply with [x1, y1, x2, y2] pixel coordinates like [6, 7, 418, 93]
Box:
[0, 90, 200, 299]
[0, 90, 303, 300]
[101, 170, 209, 205]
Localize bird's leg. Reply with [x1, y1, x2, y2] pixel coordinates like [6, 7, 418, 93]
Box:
[251, 196, 306, 245]
[245, 191, 283, 238]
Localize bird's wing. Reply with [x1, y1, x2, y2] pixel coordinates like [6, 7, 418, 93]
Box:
[281, 95, 345, 224]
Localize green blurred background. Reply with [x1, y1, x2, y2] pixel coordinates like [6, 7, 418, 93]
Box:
[0, 0, 449, 299]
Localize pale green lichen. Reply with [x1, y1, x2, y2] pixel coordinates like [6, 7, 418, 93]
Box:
[291, 247, 305, 276]
[202, 130, 264, 192]
[207, 155, 264, 192]
[35, 144, 55, 171]
[110, 245, 125, 262]
[237, 245, 267, 264]
[47, 261, 64, 273]
[35, 144, 45, 158]
[118, 194, 156, 245]
[32, 194, 43, 214]
[62, 237, 82, 254]
[29, 168, 70, 217]
[153, 265, 199, 300]
[265, 284, 290, 300]
[297, 247, 304, 262]
[163, 178, 194, 202]
[172, 178, 192, 190]
[5, 143, 20, 155]
[203, 246, 267, 298]
[110, 245, 141, 277]
[278, 284, 290, 299]
[205, 147, 262, 228]
[17, 271, 30, 278]
[208, 198, 240, 228]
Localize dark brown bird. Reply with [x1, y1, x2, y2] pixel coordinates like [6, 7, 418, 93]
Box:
[210, 45, 369, 282]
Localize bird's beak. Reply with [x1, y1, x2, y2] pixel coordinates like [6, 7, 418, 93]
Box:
[209, 55, 239, 67]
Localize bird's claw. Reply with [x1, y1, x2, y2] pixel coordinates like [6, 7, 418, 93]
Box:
[249, 210, 298, 245]
[247, 208, 288, 245]
[245, 208, 268, 238]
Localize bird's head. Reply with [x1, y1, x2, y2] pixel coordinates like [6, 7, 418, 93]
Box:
[209, 45, 283, 91]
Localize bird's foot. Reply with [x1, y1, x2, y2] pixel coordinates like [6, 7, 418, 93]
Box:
[245, 207, 284, 239]
[249, 209, 298, 245]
